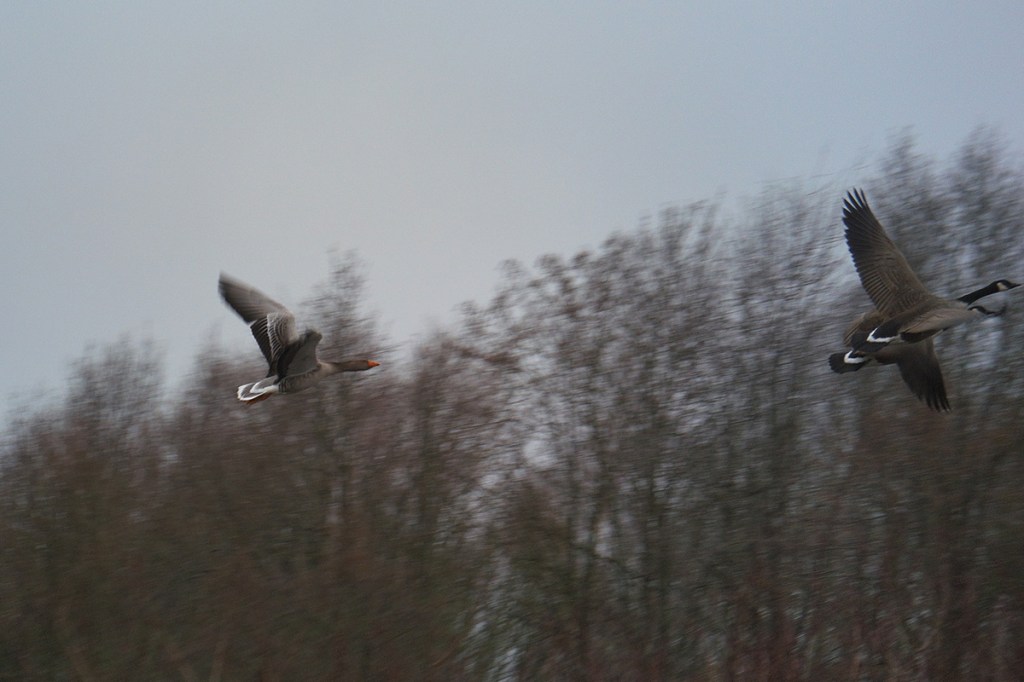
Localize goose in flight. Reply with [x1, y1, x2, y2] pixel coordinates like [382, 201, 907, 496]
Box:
[219, 273, 379, 403]
[828, 189, 1017, 411]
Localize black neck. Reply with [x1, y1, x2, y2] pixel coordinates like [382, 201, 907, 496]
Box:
[958, 281, 1003, 305]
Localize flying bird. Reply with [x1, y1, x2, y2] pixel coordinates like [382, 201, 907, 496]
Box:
[828, 189, 1018, 411]
[219, 273, 379, 403]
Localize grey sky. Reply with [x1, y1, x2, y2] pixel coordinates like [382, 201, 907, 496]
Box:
[3, 2, 1022, 409]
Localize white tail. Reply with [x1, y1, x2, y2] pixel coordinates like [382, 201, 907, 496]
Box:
[237, 377, 279, 403]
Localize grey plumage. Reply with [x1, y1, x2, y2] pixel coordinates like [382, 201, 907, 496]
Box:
[219, 274, 379, 402]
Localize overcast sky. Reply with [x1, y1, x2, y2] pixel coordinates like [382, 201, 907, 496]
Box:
[2, 2, 1022, 410]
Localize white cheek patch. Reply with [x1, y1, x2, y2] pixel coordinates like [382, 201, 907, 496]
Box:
[843, 351, 869, 365]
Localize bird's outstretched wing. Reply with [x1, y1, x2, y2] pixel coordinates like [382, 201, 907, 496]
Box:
[276, 330, 323, 379]
[219, 273, 299, 375]
[842, 189, 933, 317]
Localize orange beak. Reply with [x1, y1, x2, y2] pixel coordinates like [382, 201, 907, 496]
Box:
[367, 361, 380, 368]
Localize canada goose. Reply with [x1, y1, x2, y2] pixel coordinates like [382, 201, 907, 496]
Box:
[829, 189, 1018, 411]
[219, 273, 379, 403]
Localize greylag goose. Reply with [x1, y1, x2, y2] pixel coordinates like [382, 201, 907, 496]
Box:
[219, 273, 379, 403]
[828, 189, 1017, 411]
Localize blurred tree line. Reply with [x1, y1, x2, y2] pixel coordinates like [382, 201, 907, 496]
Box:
[2, 129, 1023, 680]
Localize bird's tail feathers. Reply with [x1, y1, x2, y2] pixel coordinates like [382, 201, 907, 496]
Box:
[237, 377, 279, 403]
[829, 352, 870, 374]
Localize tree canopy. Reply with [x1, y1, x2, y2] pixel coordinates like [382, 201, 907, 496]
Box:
[2, 130, 1023, 680]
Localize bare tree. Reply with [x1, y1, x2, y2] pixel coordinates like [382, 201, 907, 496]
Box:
[2, 130, 1023, 680]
